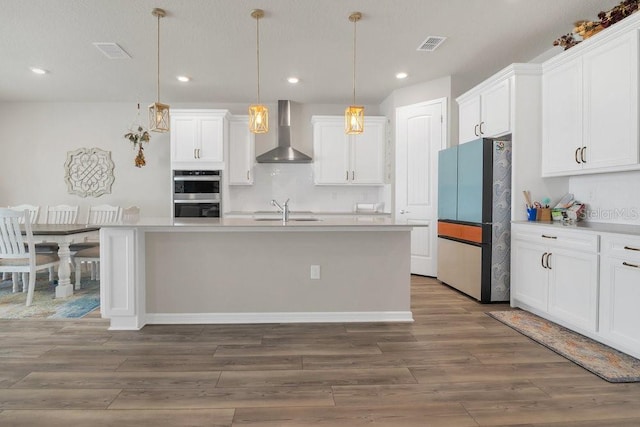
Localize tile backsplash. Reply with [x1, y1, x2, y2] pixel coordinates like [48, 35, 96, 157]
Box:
[569, 170, 640, 225]
[227, 163, 389, 213]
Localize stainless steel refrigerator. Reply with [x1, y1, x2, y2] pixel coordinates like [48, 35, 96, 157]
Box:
[437, 137, 512, 302]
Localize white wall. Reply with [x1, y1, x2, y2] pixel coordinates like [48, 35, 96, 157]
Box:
[378, 76, 453, 213]
[569, 171, 640, 225]
[0, 102, 171, 222]
[0, 101, 387, 219]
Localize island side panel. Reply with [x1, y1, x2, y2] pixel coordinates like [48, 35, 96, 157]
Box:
[144, 230, 411, 323]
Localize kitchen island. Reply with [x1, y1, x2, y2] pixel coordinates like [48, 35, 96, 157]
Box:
[100, 217, 415, 330]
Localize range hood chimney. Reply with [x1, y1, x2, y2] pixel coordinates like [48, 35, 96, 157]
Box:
[256, 100, 312, 163]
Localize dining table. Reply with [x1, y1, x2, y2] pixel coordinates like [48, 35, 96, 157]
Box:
[25, 224, 100, 298]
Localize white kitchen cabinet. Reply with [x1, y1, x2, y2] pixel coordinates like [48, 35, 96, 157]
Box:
[312, 116, 386, 185]
[457, 78, 510, 144]
[511, 234, 549, 312]
[170, 109, 229, 170]
[542, 27, 639, 176]
[599, 234, 640, 359]
[511, 224, 599, 333]
[541, 57, 583, 175]
[227, 115, 255, 185]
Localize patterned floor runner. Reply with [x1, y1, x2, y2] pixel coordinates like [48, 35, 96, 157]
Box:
[0, 273, 99, 319]
[488, 310, 640, 383]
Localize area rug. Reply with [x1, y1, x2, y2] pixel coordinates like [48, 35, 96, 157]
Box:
[0, 273, 99, 319]
[488, 310, 640, 383]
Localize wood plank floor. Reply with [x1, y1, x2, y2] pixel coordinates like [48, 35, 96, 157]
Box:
[1, 275, 640, 426]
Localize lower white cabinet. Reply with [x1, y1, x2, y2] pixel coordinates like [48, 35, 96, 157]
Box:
[511, 224, 599, 333]
[547, 247, 598, 332]
[599, 234, 640, 358]
[511, 235, 549, 311]
[512, 223, 640, 359]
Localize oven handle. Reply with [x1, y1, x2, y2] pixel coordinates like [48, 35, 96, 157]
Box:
[173, 176, 220, 182]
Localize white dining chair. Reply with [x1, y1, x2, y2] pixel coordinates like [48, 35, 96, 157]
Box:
[0, 208, 60, 306]
[122, 206, 140, 223]
[5, 205, 40, 283]
[45, 205, 79, 224]
[73, 204, 122, 289]
[7, 204, 39, 224]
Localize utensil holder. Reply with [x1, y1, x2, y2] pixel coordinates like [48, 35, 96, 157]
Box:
[537, 208, 551, 222]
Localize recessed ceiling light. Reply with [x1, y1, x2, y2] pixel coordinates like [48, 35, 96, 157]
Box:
[30, 67, 48, 75]
[287, 77, 299, 84]
[396, 72, 408, 79]
[176, 76, 190, 82]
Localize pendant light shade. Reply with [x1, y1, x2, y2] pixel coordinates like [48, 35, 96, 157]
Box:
[345, 12, 364, 135]
[249, 9, 269, 134]
[149, 7, 170, 133]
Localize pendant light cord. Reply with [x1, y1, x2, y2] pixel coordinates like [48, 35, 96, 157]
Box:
[156, 13, 161, 103]
[256, 15, 261, 104]
[352, 17, 357, 105]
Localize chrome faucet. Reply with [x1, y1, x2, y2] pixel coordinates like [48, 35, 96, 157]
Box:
[271, 198, 290, 222]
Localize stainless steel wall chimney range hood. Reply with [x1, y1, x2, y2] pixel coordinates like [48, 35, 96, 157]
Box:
[256, 100, 312, 163]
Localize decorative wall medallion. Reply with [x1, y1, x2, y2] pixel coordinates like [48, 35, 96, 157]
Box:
[64, 148, 115, 197]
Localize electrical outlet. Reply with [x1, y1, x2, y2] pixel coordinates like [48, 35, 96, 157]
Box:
[310, 265, 321, 280]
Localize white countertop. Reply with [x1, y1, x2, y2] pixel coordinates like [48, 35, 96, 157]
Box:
[512, 220, 640, 237]
[107, 216, 416, 231]
[225, 210, 391, 217]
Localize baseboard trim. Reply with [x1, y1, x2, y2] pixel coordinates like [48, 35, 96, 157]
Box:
[145, 311, 414, 325]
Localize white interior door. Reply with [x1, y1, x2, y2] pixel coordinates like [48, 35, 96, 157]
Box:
[395, 99, 446, 276]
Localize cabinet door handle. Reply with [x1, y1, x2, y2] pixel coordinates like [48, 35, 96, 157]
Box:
[541, 234, 557, 239]
[624, 246, 640, 252]
[546, 252, 552, 269]
[352, 171, 355, 180]
[479, 121, 485, 135]
[346, 171, 349, 180]
[194, 149, 197, 159]
[247, 170, 250, 181]
[623, 261, 640, 268]
[581, 146, 586, 163]
[474, 124, 479, 137]
[575, 147, 581, 164]
[541, 253, 548, 269]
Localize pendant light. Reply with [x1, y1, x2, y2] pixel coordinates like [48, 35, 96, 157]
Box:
[345, 12, 364, 135]
[249, 9, 269, 134]
[149, 7, 170, 133]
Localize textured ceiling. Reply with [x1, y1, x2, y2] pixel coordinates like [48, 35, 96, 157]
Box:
[0, 0, 621, 104]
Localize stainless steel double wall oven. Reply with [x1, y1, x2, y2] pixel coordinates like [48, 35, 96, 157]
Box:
[173, 170, 221, 218]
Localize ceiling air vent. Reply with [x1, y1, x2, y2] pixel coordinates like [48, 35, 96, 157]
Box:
[417, 36, 446, 52]
[93, 42, 131, 59]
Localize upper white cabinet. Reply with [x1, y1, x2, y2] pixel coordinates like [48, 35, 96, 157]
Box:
[458, 78, 511, 144]
[170, 109, 229, 170]
[542, 25, 639, 177]
[227, 115, 255, 185]
[312, 116, 386, 185]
